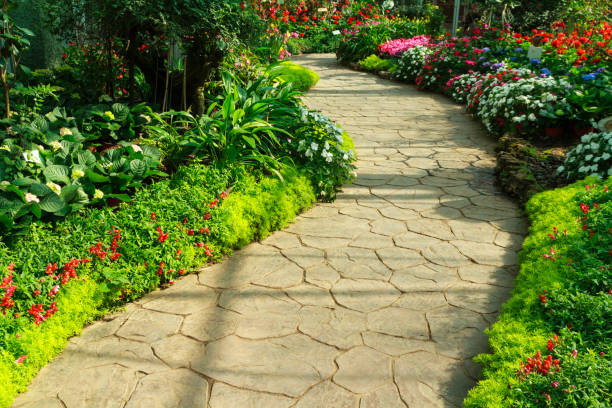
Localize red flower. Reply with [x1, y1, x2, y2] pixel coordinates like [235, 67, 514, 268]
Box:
[157, 227, 168, 243]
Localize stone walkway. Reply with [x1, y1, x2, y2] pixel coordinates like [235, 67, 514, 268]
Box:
[12, 54, 527, 408]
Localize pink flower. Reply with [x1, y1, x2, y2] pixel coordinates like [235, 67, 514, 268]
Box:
[466, 60, 476, 66]
[15, 355, 27, 365]
[571, 349, 578, 358]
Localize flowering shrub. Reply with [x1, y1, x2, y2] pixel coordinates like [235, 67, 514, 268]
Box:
[378, 35, 429, 57]
[474, 76, 572, 137]
[392, 45, 432, 83]
[286, 106, 355, 199]
[558, 132, 612, 180]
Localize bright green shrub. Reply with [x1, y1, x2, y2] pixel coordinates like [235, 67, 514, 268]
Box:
[465, 176, 612, 407]
[358, 54, 396, 72]
[267, 61, 319, 91]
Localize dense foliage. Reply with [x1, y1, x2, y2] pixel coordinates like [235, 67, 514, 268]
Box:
[464, 178, 612, 407]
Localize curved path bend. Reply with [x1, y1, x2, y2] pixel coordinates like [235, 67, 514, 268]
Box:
[13, 54, 526, 408]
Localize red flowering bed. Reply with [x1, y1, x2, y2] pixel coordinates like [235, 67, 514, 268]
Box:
[464, 178, 612, 407]
[0, 165, 318, 407]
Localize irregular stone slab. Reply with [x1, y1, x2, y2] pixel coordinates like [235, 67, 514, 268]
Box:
[445, 281, 509, 314]
[448, 219, 498, 243]
[461, 205, 517, 221]
[219, 285, 300, 314]
[192, 335, 323, 397]
[390, 268, 441, 292]
[395, 351, 474, 407]
[327, 247, 391, 280]
[362, 331, 436, 356]
[451, 240, 518, 267]
[236, 311, 299, 339]
[406, 157, 438, 170]
[294, 381, 359, 408]
[286, 215, 370, 238]
[282, 246, 325, 269]
[420, 206, 463, 220]
[470, 195, 518, 211]
[125, 369, 208, 408]
[350, 232, 394, 249]
[367, 307, 428, 339]
[458, 264, 515, 287]
[439, 195, 471, 209]
[407, 218, 455, 240]
[13, 398, 63, 408]
[494, 231, 525, 251]
[332, 279, 400, 313]
[305, 264, 341, 289]
[380, 185, 443, 211]
[360, 383, 409, 408]
[269, 334, 339, 379]
[251, 261, 304, 289]
[334, 347, 392, 393]
[301, 205, 340, 218]
[340, 205, 381, 220]
[379, 206, 420, 221]
[371, 217, 407, 236]
[419, 176, 467, 188]
[262, 231, 302, 249]
[300, 235, 351, 249]
[209, 383, 294, 408]
[151, 335, 205, 369]
[394, 292, 447, 311]
[181, 307, 240, 342]
[198, 244, 286, 288]
[426, 305, 490, 342]
[285, 283, 336, 308]
[141, 275, 217, 315]
[58, 364, 139, 408]
[490, 217, 529, 234]
[394, 231, 440, 251]
[299, 305, 366, 349]
[377, 246, 425, 270]
[116, 309, 182, 344]
[423, 242, 470, 267]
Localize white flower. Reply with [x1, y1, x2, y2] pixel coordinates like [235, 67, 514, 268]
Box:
[50, 141, 62, 151]
[72, 169, 85, 179]
[23, 150, 42, 165]
[131, 144, 143, 153]
[46, 182, 61, 195]
[305, 149, 313, 158]
[528, 113, 536, 121]
[94, 189, 104, 199]
[310, 142, 318, 151]
[59, 127, 72, 137]
[25, 193, 39, 203]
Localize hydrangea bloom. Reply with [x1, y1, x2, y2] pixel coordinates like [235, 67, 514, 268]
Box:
[378, 35, 430, 57]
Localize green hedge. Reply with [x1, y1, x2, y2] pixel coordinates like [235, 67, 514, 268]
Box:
[464, 176, 612, 407]
[0, 164, 319, 407]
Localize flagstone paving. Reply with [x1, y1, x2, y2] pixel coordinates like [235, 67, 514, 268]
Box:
[12, 54, 526, 408]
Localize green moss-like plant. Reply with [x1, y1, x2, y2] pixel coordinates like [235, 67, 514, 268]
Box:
[464, 176, 611, 407]
[267, 61, 320, 91]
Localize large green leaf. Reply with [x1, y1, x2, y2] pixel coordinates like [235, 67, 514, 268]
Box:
[141, 145, 161, 161]
[85, 169, 110, 183]
[39, 193, 65, 213]
[30, 183, 53, 197]
[112, 103, 130, 122]
[78, 151, 97, 167]
[129, 159, 146, 178]
[12, 177, 36, 187]
[60, 185, 89, 204]
[110, 158, 128, 173]
[43, 164, 70, 184]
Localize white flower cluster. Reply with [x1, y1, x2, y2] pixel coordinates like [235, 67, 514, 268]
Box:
[476, 76, 570, 133]
[394, 45, 432, 82]
[297, 106, 354, 164]
[558, 132, 612, 180]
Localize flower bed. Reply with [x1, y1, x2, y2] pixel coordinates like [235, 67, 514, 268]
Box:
[464, 177, 612, 407]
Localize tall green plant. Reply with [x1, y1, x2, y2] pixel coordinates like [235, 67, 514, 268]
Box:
[0, 0, 32, 118]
